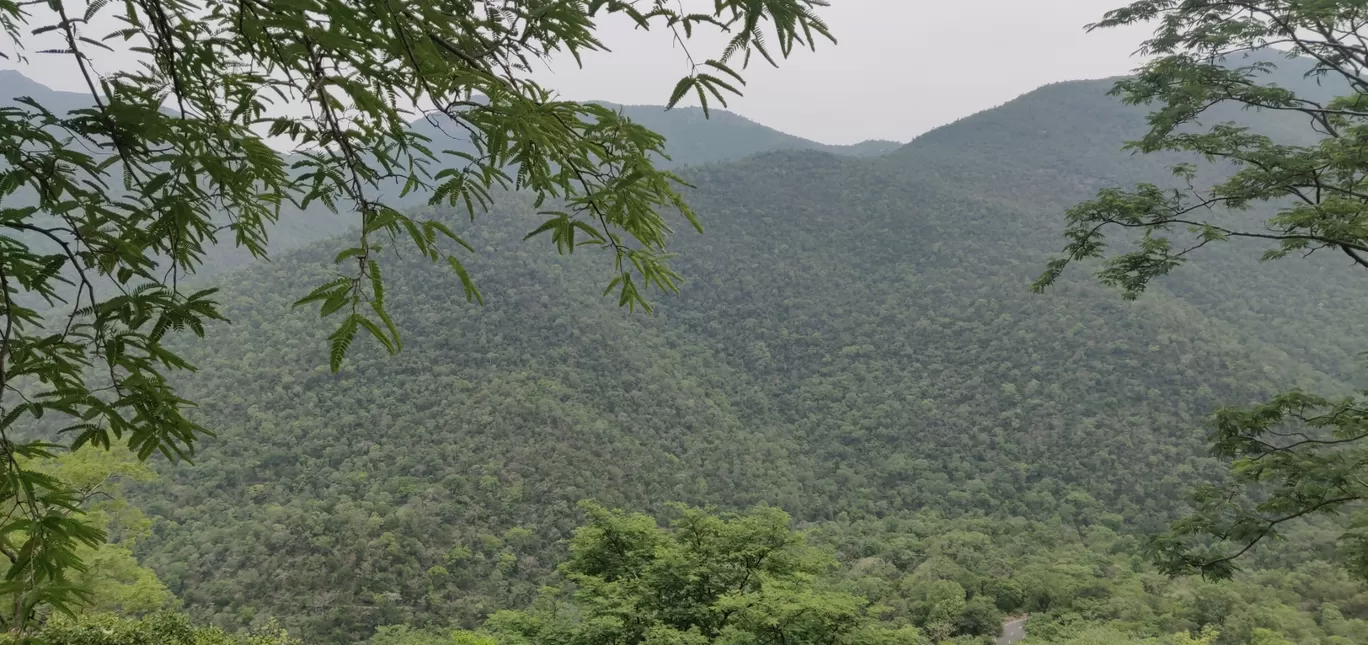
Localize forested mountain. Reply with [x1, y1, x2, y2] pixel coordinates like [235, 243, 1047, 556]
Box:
[585, 103, 904, 162]
[66, 56, 1367, 644]
[886, 65, 1368, 389]
[0, 72, 899, 282]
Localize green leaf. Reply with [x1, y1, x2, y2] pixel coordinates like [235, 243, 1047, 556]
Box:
[666, 76, 695, 110]
[328, 315, 360, 373]
[447, 256, 484, 305]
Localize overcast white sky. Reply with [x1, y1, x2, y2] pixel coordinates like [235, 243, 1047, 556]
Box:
[528, 0, 1153, 143]
[0, 0, 1152, 145]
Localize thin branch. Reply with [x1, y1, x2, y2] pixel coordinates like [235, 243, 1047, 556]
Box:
[1202, 495, 1360, 573]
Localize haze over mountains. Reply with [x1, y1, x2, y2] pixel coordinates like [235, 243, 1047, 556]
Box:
[0, 69, 904, 283]
[6, 56, 1368, 643]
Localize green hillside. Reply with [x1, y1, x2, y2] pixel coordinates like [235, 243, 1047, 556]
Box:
[14, 0, 1368, 640]
[105, 68, 1368, 643]
[888, 67, 1368, 388]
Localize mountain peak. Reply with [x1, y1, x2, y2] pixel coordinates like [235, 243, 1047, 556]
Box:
[0, 69, 48, 95]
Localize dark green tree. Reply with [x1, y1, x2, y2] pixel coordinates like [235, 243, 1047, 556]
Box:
[0, 0, 831, 635]
[953, 597, 1002, 639]
[1034, 0, 1368, 580]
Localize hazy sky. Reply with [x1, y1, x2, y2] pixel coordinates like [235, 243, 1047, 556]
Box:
[529, 0, 1154, 143]
[0, 0, 1152, 145]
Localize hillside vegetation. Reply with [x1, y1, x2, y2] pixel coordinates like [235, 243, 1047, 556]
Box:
[70, 62, 1367, 644]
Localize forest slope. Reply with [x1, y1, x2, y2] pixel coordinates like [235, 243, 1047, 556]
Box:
[886, 64, 1368, 386]
[116, 67, 1368, 641]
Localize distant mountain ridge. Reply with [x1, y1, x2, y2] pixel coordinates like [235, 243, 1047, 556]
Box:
[581, 102, 903, 161]
[0, 70, 903, 279]
[0, 71, 899, 163]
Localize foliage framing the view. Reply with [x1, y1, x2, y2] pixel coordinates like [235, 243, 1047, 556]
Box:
[1033, 0, 1368, 581]
[0, 0, 832, 636]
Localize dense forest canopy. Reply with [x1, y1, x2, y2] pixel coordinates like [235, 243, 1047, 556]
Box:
[93, 53, 1364, 644]
[4, 0, 1368, 644]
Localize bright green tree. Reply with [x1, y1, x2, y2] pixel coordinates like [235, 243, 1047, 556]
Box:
[1034, 0, 1368, 580]
[31, 611, 297, 645]
[0, 447, 170, 633]
[29, 449, 172, 617]
[0, 0, 831, 636]
[461, 502, 926, 645]
[1246, 628, 1294, 645]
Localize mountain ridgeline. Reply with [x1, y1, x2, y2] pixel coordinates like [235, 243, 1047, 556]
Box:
[0, 71, 900, 282]
[6, 53, 1368, 644]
